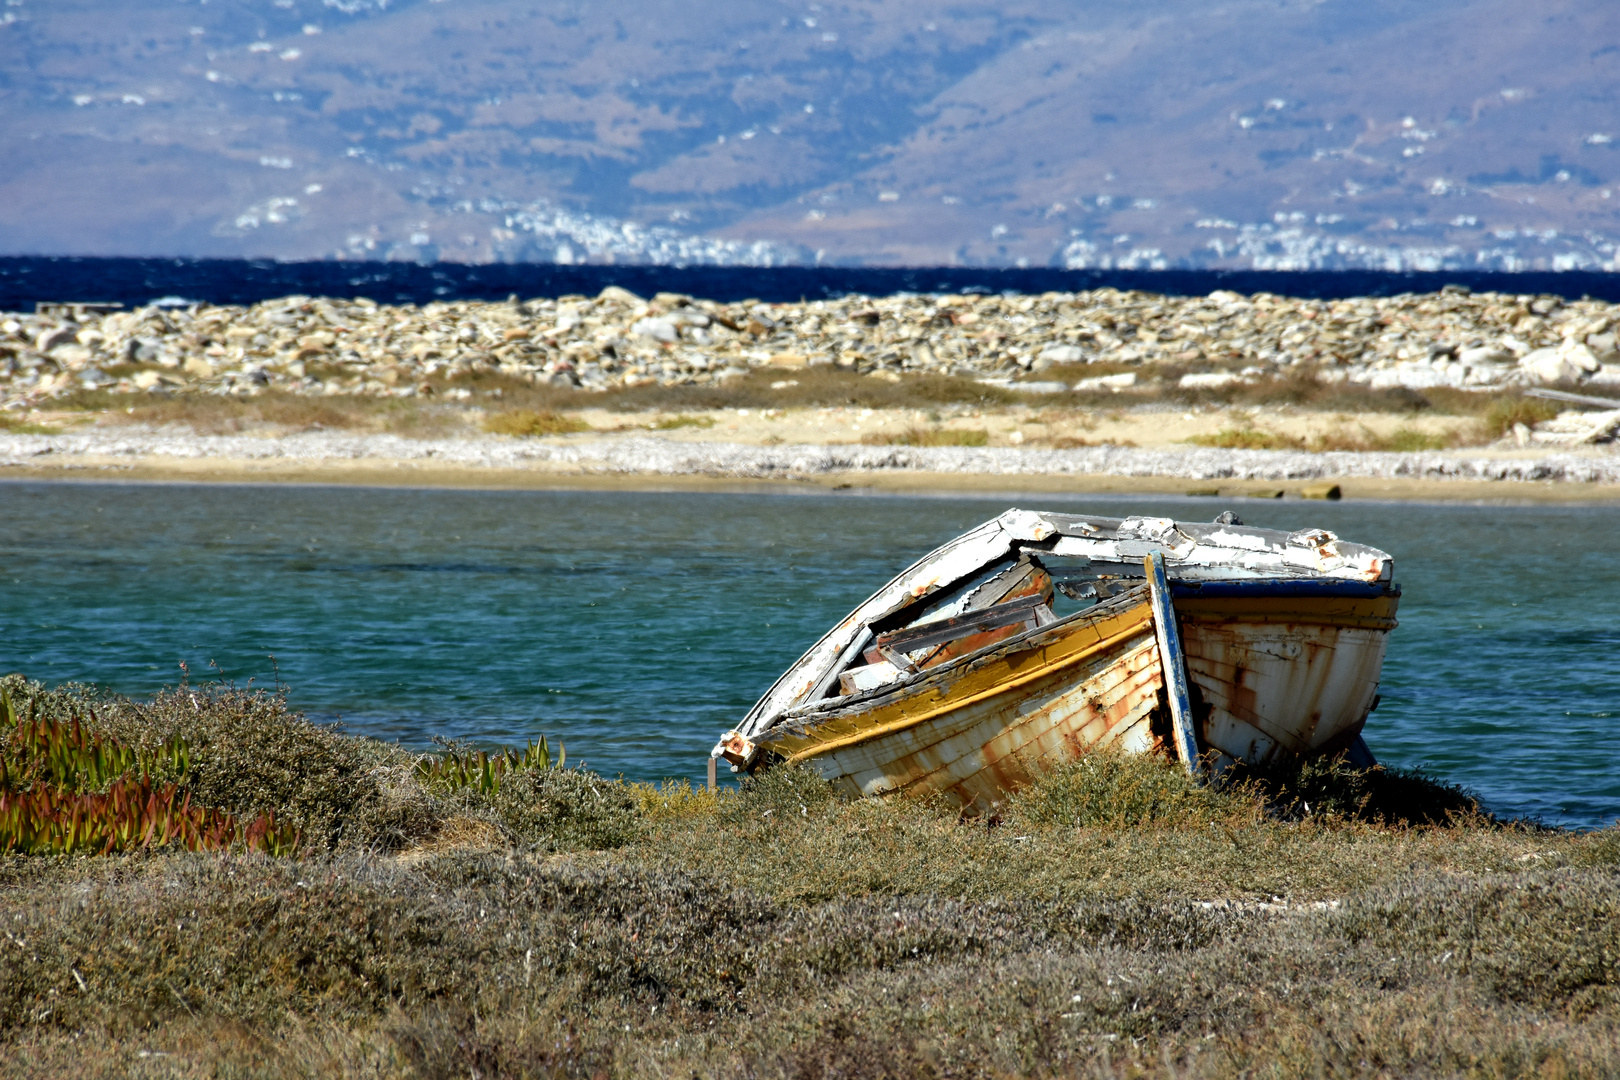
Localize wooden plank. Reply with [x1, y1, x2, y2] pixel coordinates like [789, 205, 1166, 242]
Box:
[1145, 551, 1202, 778]
[707, 755, 717, 792]
[874, 593, 1051, 655]
[806, 626, 875, 703]
[1526, 387, 1620, 410]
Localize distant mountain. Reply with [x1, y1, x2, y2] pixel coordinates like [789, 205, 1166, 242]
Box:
[2, 0, 1616, 270]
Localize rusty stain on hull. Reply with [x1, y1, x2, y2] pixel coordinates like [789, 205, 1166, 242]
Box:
[764, 588, 1162, 810]
[1183, 623, 1391, 763]
[716, 508, 1401, 808]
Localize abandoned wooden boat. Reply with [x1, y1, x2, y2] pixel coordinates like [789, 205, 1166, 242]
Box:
[710, 508, 1398, 810]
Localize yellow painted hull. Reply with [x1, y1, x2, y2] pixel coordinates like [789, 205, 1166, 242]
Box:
[758, 590, 1167, 810]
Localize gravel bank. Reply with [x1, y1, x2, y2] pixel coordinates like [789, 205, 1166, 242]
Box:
[7, 285, 1620, 408]
[5, 429, 1619, 485]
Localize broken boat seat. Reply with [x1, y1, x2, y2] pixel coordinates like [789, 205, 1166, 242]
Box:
[836, 592, 1059, 697]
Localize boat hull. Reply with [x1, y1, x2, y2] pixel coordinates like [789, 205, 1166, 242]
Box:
[756, 590, 1168, 811]
[751, 583, 1399, 808]
[1175, 587, 1399, 765]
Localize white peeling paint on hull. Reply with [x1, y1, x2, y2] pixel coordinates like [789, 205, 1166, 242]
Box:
[1183, 622, 1390, 764]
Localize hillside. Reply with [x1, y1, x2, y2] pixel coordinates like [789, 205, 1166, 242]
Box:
[1, 0, 1616, 269]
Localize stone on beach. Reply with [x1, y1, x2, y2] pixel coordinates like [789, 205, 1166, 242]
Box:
[1529, 409, 1620, 446]
[1076, 372, 1137, 391]
[1179, 371, 1246, 389]
[4, 286, 1620, 411]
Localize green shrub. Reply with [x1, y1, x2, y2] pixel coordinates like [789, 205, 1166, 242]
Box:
[1383, 425, 1455, 452]
[1008, 748, 1253, 829]
[649, 413, 715, 430]
[480, 767, 645, 852]
[1186, 427, 1304, 450]
[1232, 753, 1487, 826]
[0, 680, 291, 855]
[1481, 394, 1561, 439]
[0, 677, 637, 855]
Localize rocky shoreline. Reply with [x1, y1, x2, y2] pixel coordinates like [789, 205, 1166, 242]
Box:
[5, 428, 1618, 486]
[6, 284, 1620, 408]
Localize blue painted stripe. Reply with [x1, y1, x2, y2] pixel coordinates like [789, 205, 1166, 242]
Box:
[1170, 579, 1395, 600]
[1146, 552, 1202, 779]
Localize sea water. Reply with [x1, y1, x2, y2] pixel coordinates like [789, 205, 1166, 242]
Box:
[2, 481, 1616, 828]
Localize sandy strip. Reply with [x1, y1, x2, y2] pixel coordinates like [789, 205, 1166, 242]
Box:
[4, 430, 1620, 502]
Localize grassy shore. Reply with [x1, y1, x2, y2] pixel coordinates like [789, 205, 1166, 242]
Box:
[2, 675, 1618, 1078]
[29, 366, 1570, 449]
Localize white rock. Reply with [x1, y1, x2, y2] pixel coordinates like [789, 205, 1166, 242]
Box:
[1590, 365, 1620, 386]
[1500, 334, 1532, 357]
[49, 344, 92, 366]
[1075, 372, 1137, 391]
[1458, 345, 1512, 367]
[35, 326, 78, 352]
[631, 317, 679, 344]
[1520, 347, 1579, 384]
[1036, 344, 1086, 364]
[597, 285, 644, 305]
[1560, 340, 1602, 373]
[1008, 380, 1070, 394]
[1464, 364, 1513, 386]
[1367, 362, 1459, 389]
[1178, 372, 1244, 389]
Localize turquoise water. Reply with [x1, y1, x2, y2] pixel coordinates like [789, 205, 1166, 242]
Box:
[2, 481, 1616, 828]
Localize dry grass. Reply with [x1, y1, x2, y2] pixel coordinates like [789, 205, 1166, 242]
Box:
[1188, 424, 1462, 453]
[595, 366, 1032, 411]
[1187, 427, 1303, 451]
[1480, 394, 1564, 440]
[1055, 367, 1582, 422]
[646, 413, 716, 430]
[481, 409, 592, 436]
[1, 677, 1617, 1078]
[862, 426, 991, 447]
[1035, 435, 1118, 449]
[44, 368, 1594, 461]
[1313, 424, 1458, 452]
[59, 367, 1032, 424]
[0, 414, 59, 434]
[71, 389, 468, 437]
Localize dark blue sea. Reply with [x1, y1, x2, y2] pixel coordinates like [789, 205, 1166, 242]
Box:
[3, 256, 1620, 309]
[2, 482, 1616, 829]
